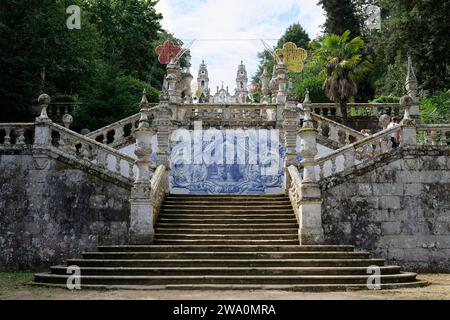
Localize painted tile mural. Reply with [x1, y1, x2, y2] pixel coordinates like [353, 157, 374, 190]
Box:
[169, 128, 286, 194]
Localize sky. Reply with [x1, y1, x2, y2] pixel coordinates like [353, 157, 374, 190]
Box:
[155, 0, 326, 92]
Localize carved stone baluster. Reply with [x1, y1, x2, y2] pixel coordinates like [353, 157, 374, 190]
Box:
[114, 125, 125, 144]
[429, 131, 437, 145]
[440, 130, 448, 146]
[319, 162, 324, 180]
[4, 129, 11, 145]
[97, 149, 107, 168]
[80, 143, 90, 160]
[102, 134, 108, 145]
[115, 156, 121, 174]
[344, 147, 355, 169]
[329, 126, 339, 142]
[15, 128, 25, 145]
[331, 158, 337, 174]
[128, 162, 135, 179]
[345, 132, 350, 145]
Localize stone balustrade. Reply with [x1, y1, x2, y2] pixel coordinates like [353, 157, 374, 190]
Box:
[150, 164, 169, 226]
[417, 124, 450, 146]
[313, 125, 402, 179]
[86, 113, 141, 147]
[173, 103, 278, 127]
[0, 123, 35, 148]
[309, 112, 365, 147]
[287, 165, 302, 224]
[311, 103, 404, 118]
[50, 123, 136, 180]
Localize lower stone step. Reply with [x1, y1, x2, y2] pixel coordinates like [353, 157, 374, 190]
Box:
[81, 251, 371, 260]
[154, 234, 299, 240]
[34, 272, 418, 286]
[32, 281, 429, 291]
[97, 245, 356, 253]
[153, 239, 300, 245]
[155, 228, 298, 235]
[66, 258, 386, 268]
[49, 265, 402, 276]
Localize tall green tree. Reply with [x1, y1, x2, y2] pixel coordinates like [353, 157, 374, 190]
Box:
[373, 0, 450, 93]
[318, 0, 361, 36]
[86, 0, 162, 82]
[311, 30, 372, 120]
[0, 0, 100, 122]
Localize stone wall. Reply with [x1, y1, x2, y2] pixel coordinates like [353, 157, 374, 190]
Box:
[320, 146, 450, 271]
[0, 151, 131, 271]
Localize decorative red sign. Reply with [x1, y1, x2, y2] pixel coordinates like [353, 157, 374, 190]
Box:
[155, 40, 182, 64]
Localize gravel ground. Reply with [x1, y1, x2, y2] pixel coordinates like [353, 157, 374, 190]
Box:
[0, 273, 449, 300]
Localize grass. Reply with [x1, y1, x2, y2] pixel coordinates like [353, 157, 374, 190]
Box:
[0, 272, 34, 298]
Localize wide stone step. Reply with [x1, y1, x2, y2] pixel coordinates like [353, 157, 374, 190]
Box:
[97, 245, 356, 253]
[154, 228, 298, 235]
[82, 251, 371, 260]
[157, 218, 298, 224]
[163, 201, 293, 206]
[160, 209, 294, 214]
[155, 223, 298, 229]
[66, 258, 386, 268]
[49, 265, 401, 276]
[159, 214, 295, 220]
[153, 239, 300, 245]
[161, 205, 294, 210]
[34, 272, 417, 286]
[154, 233, 299, 240]
[32, 281, 429, 291]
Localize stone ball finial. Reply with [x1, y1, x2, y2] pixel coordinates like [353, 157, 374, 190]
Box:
[81, 128, 91, 135]
[38, 93, 51, 106]
[379, 114, 391, 128]
[62, 114, 73, 128]
[400, 94, 413, 107]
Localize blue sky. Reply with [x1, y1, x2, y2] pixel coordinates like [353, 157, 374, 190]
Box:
[155, 0, 325, 92]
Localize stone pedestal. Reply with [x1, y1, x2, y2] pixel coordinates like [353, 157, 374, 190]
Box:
[129, 183, 154, 244]
[298, 182, 324, 245]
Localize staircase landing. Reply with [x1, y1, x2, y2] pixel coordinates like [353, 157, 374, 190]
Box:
[33, 194, 427, 291]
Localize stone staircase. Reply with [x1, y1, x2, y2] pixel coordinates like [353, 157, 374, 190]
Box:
[34, 194, 427, 290]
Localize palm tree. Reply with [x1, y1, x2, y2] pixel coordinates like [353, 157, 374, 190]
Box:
[311, 30, 372, 120]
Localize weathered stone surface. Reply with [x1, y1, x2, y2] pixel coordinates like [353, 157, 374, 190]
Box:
[321, 147, 450, 272]
[0, 154, 130, 271]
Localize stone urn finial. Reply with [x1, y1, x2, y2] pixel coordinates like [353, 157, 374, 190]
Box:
[62, 114, 73, 129]
[37, 93, 51, 121]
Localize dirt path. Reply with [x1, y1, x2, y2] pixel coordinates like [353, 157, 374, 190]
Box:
[1, 273, 449, 300]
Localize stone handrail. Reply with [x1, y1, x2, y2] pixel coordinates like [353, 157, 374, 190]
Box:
[416, 124, 450, 146]
[49, 123, 136, 180]
[309, 111, 365, 147]
[313, 125, 402, 179]
[174, 103, 279, 126]
[311, 103, 403, 117]
[85, 113, 141, 147]
[0, 123, 35, 148]
[150, 164, 169, 225]
[287, 165, 302, 224]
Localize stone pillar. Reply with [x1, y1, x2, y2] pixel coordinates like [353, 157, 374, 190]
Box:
[275, 63, 287, 105]
[405, 55, 420, 119]
[33, 93, 52, 170]
[282, 105, 299, 191]
[155, 103, 172, 167]
[400, 94, 417, 146]
[129, 90, 155, 244]
[298, 94, 324, 245]
[166, 59, 179, 104]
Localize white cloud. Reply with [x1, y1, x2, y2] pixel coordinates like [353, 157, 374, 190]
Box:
[155, 0, 325, 91]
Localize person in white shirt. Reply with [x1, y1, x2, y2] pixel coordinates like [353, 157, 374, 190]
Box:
[387, 116, 400, 148]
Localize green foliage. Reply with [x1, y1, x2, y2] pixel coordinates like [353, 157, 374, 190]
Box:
[277, 23, 310, 49]
[74, 64, 158, 131]
[370, 94, 401, 103]
[373, 0, 450, 93]
[419, 92, 450, 124]
[294, 76, 329, 103]
[318, 0, 361, 36]
[310, 30, 372, 118]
